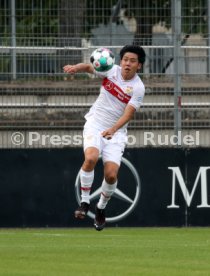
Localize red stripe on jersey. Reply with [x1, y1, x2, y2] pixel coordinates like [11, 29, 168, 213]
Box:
[102, 78, 131, 104]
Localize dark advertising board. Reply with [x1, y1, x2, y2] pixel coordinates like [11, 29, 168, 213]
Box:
[0, 148, 209, 227]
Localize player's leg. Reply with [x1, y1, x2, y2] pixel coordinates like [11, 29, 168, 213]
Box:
[80, 147, 99, 203]
[94, 161, 119, 231]
[98, 161, 119, 209]
[94, 134, 125, 230]
[75, 147, 99, 219]
[75, 122, 101, 219]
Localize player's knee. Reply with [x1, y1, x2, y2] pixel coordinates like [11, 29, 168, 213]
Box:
[105, 172, 117, 184]
[83, 156, 97, 170]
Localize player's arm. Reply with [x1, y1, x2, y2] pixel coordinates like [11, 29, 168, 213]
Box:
[102, 104, 136, 139]
[63, 63, 94, 74]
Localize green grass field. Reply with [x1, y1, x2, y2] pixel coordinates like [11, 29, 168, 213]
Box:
[0, 227, 210, 276]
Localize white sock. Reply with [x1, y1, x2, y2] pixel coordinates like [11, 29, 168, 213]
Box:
[80, 168, 94, 204]
[97, 179, 117, 209]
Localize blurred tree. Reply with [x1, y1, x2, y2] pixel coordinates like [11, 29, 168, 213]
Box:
[0, 0, 207, 45]
[15, 0, 58, 45]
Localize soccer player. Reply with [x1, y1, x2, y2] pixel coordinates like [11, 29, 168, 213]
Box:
[63, 45, 145, 231]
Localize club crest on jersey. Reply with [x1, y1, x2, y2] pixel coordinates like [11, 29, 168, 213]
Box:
[125, 86, 133, 94]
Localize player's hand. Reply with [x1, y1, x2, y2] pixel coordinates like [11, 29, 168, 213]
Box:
[63, 65, 77, 74]
[101, 127, 116, 140]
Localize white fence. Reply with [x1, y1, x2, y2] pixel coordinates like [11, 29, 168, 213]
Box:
[0, 0, 210, 148]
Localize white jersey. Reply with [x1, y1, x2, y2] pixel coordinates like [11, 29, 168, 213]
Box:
[85, 64, 145, 131]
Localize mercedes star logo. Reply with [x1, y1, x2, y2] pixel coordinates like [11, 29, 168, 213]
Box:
[105, 81, 114, 90]
[74, 156, 141, 223]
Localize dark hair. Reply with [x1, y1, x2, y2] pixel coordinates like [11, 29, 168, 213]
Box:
[120, 45, 146, 64]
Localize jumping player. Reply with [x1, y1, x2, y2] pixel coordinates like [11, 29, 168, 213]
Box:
[63, 45, 145, 231]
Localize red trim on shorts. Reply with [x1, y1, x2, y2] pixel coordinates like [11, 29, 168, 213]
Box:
[102, 78, 131, 104]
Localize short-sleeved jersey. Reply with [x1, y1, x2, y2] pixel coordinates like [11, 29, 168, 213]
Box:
[85, 64, 145, 131]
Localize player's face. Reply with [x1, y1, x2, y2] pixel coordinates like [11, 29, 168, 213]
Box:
[120, 52, 141, 80]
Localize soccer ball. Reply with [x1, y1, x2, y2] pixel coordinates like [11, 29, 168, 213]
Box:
[90, 48, 115, 72]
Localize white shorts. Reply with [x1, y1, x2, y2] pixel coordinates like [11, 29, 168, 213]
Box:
[83, 121, 127, 166]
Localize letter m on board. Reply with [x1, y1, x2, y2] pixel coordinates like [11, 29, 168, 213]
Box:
[167, 167, 210, 208]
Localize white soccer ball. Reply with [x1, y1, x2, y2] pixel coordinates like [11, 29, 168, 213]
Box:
[90, 48, 115, 72]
